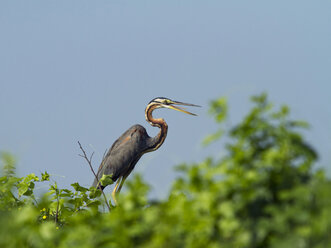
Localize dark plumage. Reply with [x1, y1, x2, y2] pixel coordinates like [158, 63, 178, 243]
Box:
[92, 125, 150, 188]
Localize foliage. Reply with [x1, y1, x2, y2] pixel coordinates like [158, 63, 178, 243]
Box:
[1, 93, 331, 248]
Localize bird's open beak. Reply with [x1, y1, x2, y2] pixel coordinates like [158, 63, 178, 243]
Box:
[165, 100, 201, 116]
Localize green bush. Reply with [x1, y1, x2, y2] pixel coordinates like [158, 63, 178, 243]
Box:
[1, 94, 330, 248]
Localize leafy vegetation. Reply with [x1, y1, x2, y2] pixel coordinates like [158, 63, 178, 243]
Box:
[1, 94, 330, 248]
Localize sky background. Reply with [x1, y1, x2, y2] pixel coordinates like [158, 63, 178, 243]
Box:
[1, 1, 330, 198]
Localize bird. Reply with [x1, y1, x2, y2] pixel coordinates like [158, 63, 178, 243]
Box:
[92, 97, 200, 205]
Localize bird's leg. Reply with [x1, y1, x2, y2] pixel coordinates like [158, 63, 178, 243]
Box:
[111, 177, 122, 206]
[117, 174, 128, 193]
[111, 175, 128, 206]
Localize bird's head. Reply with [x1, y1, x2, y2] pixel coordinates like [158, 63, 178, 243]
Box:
[148, 97, 200, 116]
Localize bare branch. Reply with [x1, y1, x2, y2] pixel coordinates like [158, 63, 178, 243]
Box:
[77, 141, 111, 211]
[89, 152, 94, 163]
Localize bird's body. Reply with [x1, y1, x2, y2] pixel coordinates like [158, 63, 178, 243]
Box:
[92, 97, 199, 204]
[92, 124, 161, 189]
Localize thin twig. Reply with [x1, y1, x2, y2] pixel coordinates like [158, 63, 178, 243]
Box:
[77, 141, 111, 211]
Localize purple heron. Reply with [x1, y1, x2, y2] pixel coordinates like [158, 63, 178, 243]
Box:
[92, 97, 200, 204]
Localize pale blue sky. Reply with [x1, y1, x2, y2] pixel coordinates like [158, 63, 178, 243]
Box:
[1, 1, 330, 197]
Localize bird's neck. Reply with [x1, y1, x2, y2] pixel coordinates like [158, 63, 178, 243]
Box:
[144, 104, 168, 152]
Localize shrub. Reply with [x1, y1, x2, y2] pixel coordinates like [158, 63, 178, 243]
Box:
[1, 94, 330, 248]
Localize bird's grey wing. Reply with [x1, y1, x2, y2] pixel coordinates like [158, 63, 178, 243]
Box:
[94, 125, 139, 175]
[108, 127, 138, 155]
[93, 125, 147, 186]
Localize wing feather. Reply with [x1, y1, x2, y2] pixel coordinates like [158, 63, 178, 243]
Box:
[92, 124, 149, 188]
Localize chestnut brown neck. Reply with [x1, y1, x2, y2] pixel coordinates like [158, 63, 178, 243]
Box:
[144, 103, 168, 152]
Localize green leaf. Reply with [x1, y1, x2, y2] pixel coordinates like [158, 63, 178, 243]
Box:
[202, 129, 224, 146]
[99, 174, 113, 187]
[41, 171, 50, 181]
[17, 173, 39, 197]
[209, 97, 228, 123]
[0, 152, 16, 177]
[88, 186, 102, 199]
[18, 183, 29, 197]
[71, 182, 88, 193]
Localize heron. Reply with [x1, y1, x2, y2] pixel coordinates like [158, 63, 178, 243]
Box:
[92, 97, 200, 205]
